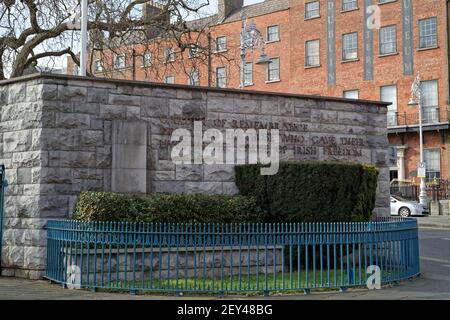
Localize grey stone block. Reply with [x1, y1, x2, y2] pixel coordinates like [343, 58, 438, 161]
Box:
[17, 168, 32, 184]
[56, 113, 91, 129]
[8, 83, 27, 103]
[169, 99, 206, 117]
[58, 85, 87, 102]
[3, 131, 32, 153]
[152, 181, 184, 194]
[141, 96, 169, 117]
[208, 97, 235, 113]
[185, 182, 222, 195]
[176, 164, 203, 181]
[203, 164, 235, 181]
[108, 94, 140, 106]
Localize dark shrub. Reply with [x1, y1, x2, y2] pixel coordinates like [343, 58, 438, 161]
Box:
[235, 161, 379, 223]
[73, 192, 265, 223]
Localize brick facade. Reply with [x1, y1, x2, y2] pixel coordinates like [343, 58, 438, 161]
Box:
[67, 0, 450, 183]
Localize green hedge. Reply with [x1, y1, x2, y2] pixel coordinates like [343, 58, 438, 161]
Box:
[73, 192, 265, 223]
[235, 161, 379, 223]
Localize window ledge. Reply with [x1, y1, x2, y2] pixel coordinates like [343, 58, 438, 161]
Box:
[417, 46, 439, 52]
[214, 49, 228, 54]
[341, 8, 359, 13]
[304, 15, 321, 21]
[304, 64, 321, 69]
[265, 79, 281, 84]
[378, 0, 398, 6]
[341, 58, 360, 64]
[244, 83, 255, 87]
[266, 39, 280, 44]
[378, 52, 399, 58]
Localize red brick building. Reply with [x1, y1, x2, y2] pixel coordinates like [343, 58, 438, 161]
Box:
[67, 0, 450, 184]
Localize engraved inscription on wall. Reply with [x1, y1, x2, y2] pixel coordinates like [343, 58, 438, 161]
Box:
[154, 115, 369, 163]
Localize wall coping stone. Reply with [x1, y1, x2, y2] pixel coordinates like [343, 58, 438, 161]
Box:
[0, 73, 390, 108]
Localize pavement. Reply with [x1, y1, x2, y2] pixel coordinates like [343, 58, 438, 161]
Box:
[0, 226, 449, 300]
[416, 215, 450, 229]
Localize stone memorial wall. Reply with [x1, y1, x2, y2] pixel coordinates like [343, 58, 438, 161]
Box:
[0, 74, 390, 278]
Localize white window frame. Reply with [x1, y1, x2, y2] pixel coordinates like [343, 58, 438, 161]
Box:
[165, 75, 175, 84]
[114, 55, 125, 69]
[342, 0, 358, 11]
[142, 52, 152, 67]
[419, 17, 438, 49]
[165, 48, 175, 63]
[342, 32, 358, 60]
[305, 39, 320, 67]
[243, 62, 253, 86]
[305, 1, 320, 19]
[216, 67, 227, 88]
[381, 85, 398, 127]
[267, 57, 280, 82]
[94, 59, 103, 72]
[343, 90, 359, 99]
[379, 25, 397, 55]
[424, 149, 441, 181]
[267, 25, 280, 42]
[188, 44, 200, 58]
[188, 69, 200, 86]
[215, 36, 227, 52]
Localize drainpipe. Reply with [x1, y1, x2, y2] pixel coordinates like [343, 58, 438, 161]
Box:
[208, 32, 212, 87]
[132, 48, 136, 81]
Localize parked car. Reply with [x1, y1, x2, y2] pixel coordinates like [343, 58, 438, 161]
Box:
[390, 195, 428, 217]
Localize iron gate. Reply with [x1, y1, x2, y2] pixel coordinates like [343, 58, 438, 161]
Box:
[0, 165, 7, 275]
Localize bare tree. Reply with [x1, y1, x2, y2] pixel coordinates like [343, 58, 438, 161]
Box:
[0, 0, 230, 80]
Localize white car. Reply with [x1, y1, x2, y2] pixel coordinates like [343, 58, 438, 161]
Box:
[390, 195, 428, 217]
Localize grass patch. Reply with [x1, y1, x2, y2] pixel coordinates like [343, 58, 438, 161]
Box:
[92, 269, 375, 296]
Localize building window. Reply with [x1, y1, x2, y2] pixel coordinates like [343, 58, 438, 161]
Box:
[216, 36, 227, 52]
[305, 1, 320, 19]
[343, 90, 359, 99]
[422, 80, 439, 123]
[142, 53, 151, 67]
[188, 44, 199, 58]
[381, 85, 397, 126]
[188, 69, 200, 86]
[114, 55, 125, 69]
[73, 64, 79, 75]
[388, 146, 398, 169]
[342, 0, 358, 11]
[305, 39, 320, 67]
[267, 25, 280, 42]
[342, 32, 358, 60]
[165, 48, 175, 63]
[216, 67, 227, 88]
[419, 17, 437, 49]
[424, 149, 441, 181]
[379, 25, 397, 55]
[243, 62, 253, 86]
[165, 75, 175, 84]
[94, 60, 103, 72]
[267, 57, 280, 82]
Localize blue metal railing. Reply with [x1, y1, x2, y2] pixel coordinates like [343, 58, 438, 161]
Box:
[45, 218, 420, 295]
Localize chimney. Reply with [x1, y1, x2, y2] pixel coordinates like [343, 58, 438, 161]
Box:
[143, 1, 171, 39]
[218, 0, 244, 22]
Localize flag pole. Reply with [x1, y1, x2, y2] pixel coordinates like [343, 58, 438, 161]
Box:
[80, 0, 88, 76]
